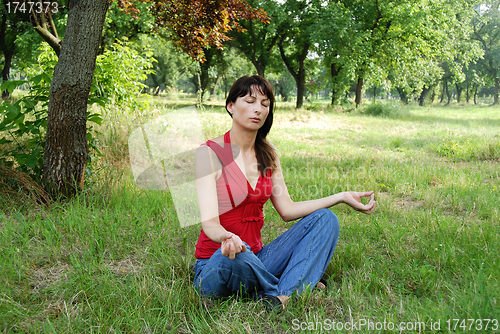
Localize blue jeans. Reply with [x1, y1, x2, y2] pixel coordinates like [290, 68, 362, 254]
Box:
[193, 208, 340, 298]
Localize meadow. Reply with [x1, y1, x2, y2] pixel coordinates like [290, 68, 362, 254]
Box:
[1, 96, 499, 333]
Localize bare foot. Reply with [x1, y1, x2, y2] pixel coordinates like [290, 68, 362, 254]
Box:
[316, 281, 326, 290]
[277, 295, 290, 309]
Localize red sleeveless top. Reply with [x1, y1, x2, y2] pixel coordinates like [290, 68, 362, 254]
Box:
[195, 131, 273, 259]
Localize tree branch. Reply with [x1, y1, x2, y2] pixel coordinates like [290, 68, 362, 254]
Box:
[278, 36, 298, 82]
[48, 10, 59, 40]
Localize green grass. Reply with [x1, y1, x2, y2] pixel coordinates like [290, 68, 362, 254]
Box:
[1, 98, 499, 333]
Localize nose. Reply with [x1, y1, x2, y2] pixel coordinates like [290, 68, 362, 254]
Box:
[255, 103, 263, 114]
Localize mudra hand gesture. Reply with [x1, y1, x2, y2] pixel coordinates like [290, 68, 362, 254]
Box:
[342, 191, 376, 214]
[221, 232, 247, 260]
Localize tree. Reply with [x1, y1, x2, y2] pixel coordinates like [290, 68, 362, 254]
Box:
[472, 1, 500, 104]
[311, 0, 355, 105]
[150, 0, 269, 62]
[42, 0, 109, 197]
[275, 0, 316, 109]
[228, 0, 279, 77]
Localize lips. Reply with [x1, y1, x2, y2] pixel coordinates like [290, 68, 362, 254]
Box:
[250, 118, 260, 122]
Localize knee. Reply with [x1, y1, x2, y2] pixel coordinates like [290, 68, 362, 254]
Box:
[314, 209, 340, 237]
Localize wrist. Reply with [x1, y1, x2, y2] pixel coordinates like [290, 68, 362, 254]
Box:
[336, 192, 347, 204]
[221, 231, 234, 243]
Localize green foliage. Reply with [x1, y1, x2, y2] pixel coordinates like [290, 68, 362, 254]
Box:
[362, 101, 409, 118]
[436, 137, 500, 162]
[0, 39, 155, 183]
[93, 38, 156, 113]
[0, 74, 50, 182]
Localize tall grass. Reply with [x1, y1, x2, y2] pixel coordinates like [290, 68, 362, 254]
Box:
[1, 98, 499, 332]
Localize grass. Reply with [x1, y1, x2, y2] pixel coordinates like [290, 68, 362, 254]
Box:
[1, 97, 499, 333]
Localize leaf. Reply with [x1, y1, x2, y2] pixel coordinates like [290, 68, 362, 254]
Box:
[25, 154, 39, 169]
[31, 74, 45, 85]
[87, 114, 103, 125]
[5, 104, 20, 120]
[0, 80, 27, 94]
[41, 72, 52, 83]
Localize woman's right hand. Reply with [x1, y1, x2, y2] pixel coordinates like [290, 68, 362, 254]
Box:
[221, 232, 247, 260]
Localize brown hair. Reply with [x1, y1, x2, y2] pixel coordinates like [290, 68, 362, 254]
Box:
[226, 75, 277, 176]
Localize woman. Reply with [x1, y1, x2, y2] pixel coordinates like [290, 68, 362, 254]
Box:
[193, 75, 376, 311]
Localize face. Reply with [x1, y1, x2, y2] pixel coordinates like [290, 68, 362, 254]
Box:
[227, 87, 270, 131]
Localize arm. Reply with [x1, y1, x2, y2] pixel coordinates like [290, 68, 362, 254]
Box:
[195, 145, 246, 259]
[270, 156, 376, 222]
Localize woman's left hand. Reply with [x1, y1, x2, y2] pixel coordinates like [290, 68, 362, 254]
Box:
[342, 191, 376, 214]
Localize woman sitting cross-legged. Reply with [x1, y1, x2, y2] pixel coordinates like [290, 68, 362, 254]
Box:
[193, 75, 376, 312]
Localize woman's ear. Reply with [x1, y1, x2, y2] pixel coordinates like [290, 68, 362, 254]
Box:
[227, 102, 234, 113]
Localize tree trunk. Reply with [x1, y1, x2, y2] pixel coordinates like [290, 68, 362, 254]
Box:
[278, 39, 309, 109]
[373, 85, 377, 102]
[419, 86, 433, 106]
[355, 77, 364, 108]
[474, 86, 478, 105]
[253, 61, 264, 77]
[456, 84, 462, 103]
[494, 77, 499, 105]
[440, 82, 445, 103]
[211, 76, 221, 96]
[1, 50, 13, 99]
[430, 88, 436, 104]
[396, 87, 408, 104]
[43, 0, 110, 197]
[296, 68, 306, 108]
[330, 62, 341, 105]
[445, 82, 451, 105]
[0, 11, 15, 99]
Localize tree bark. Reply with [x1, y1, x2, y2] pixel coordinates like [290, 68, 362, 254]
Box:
[419, 86, 433, 106]
[494, 77, 499, 105]
[0, 11, 15, 99]
[456, 84, 462, 103]
[355, 77, 364, 108]
[466, 83, 470, 103]
[440, 82, 445, 103]
[330, 62, 341, 105]
[445, 81, 451, 105]
[43, 0, 110, 197]
[474, 85, 478, 105]
[1, 51, 13, 99]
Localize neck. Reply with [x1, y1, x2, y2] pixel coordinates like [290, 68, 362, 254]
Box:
[229, 126, 258, 154]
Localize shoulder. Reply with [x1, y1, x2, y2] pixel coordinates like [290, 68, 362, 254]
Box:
[198, 135, 224, 153]
[209, 134, 225, 145]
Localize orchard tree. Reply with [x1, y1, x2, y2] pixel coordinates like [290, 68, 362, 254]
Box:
[311, 0, 356, 105]
[42, 0, 109, 197]
[472, 1, 500, 104]
[228, 0, 279, 77]
[313, 0, 480, 107]
[275, 0, 316, 109]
